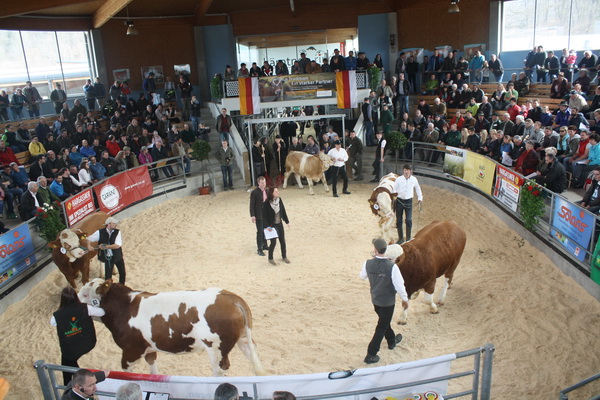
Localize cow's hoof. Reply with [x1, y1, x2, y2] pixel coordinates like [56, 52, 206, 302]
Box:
[438, 301, 445, 306]
[430, 309, 439, 314]
[397, 320, 407, 325]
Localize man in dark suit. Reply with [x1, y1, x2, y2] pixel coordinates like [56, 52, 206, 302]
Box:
[19, 181, 42, 221]
[249, 176, 268, 256]
[61, 369, 107, 400]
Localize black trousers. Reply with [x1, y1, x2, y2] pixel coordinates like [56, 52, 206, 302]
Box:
[367, 304, 396, 356]
[396, 198, 413, 240]
[255, 219, 267, 251]
[61, 355, 79, 385]
[104, 258, 126, 284]
[268, 223, 286, 260]
[331, 165, 348, 194]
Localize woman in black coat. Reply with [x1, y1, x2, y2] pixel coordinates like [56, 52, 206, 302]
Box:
[51, 286, 104, 384]
[262, 186, 290, 265]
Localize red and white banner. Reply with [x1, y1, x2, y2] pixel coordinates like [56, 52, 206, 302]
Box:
[96, 353, 453, 400]
[93, 166, 153, 215]
[239, 77, 261, 115]
[64, 188, 95, 227]
[336, 70, 357, 109]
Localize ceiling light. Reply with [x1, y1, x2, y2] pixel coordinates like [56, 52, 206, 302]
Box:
[126, 21, 138, 35]
[449, 0, 460, 13]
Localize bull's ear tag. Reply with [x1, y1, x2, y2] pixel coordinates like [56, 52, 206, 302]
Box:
[373, 204, 380, 210]
[92, 298, 100, 307]
[60, 248, 67, 254]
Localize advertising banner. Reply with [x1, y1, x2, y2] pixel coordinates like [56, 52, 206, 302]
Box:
[493, 165, 524, 212]
[0, 224, 37, 288]
[463, 152, 496, 195]
[97, 353, 454, 400]
[443, 146, 467, 178]
[93, 166, 153, 215]
[551, 197, 595, 262]
[258, 73, 336, 102]
[64, 188, 96, 227]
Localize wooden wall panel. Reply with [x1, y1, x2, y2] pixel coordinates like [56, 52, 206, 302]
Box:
[396, 0, 490, 51]
[100, 18, 197, 89]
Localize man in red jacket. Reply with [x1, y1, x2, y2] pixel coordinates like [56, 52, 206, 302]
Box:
[0, 140, 19, 166]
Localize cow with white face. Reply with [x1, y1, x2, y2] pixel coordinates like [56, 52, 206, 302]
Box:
[282, 151, 334, 195]
[78, 278, 266, 377]
[368, 173, 399, 242]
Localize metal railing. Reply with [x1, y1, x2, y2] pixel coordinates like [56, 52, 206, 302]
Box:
[34, 343, 495, 400]
[383, 141, 598, 275]
[559, 372, 600, 399]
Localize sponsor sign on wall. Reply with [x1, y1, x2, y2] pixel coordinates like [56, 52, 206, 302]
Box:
[551, 197, 595, 261]
[493, 165, 524, 212]
[0, 224, 36, 288]
[64, 189, 95, 227]
[93, 166, 153, 215]
[258, 73, 336, 102]
[463, 152, 497, 195]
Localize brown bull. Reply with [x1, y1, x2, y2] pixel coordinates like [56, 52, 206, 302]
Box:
[48, 211, 109, 288]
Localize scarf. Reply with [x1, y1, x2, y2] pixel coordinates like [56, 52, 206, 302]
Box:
[270, 197, 280, 215]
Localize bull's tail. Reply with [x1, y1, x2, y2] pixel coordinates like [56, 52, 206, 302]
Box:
[234, 299, 266, 376]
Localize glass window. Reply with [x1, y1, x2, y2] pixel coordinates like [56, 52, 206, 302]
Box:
[569, 0, 600, 50]
[502, 0, 535, 51]
[20, 31, 62, 99]
[0, 30, 28, 94]
[535, 0, 570, 51]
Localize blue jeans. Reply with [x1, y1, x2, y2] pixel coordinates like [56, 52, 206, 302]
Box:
[191, 116, 200, 132]
[363, 121, 374, 146]
[27, 105, 40, 118]
[180, 156, 191, 174]
[221, 164, 233, 188]
[398, 95, 409, 115]
[219, 131, 229, 143]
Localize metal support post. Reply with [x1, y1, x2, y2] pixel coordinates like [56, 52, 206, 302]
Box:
[480, 343, 495, 400]
[34, 360, 55, 400]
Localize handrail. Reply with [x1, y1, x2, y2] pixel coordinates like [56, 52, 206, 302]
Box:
[558, 372, 600, 399]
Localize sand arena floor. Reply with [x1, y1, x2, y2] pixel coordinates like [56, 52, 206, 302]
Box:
[0, 183, 599, 399]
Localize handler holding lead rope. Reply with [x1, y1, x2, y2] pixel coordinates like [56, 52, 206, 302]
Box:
[86, 216, 126, 284]
[393, 164, 422, 244]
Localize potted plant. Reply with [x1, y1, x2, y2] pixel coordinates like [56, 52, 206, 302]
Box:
[519, 180, 547, 231]
[385, 130, 409, 171]
[367, 65, 381, 91]
[191, 139, 212, 195]
[211, 73, 224, 101]
[36, 201, 66, 243]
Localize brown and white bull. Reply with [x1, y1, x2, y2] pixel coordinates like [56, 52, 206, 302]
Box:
[78, 278, 266, 377]
[48, 212, 109, 288]
[368, 173, 399, 242]
[384, 220, 466, 324]
[282, 151, 334, 195]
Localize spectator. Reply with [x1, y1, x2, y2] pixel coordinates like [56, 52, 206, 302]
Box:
[238, 63, 249, 77]
[100, 150, 117, 176]
[178, 75, 193, 121]
[151, 141, 174, 178]
[87, 155, 105, 181]
[568, 107, 589, 130]
[261, 61, 273, 76]
[464, 127, 481, 152]
[469, 50, 485, 82]
[106, 135, 121, 157]
[515, 72, 530, 97]
[10, 88, 26, 120]
[49, 174, 69, 200]
[275, 60, 289, 76]
[572, 133, 600, 188]
[577, 167, 600, 213]
[423, 74, 439, 95]
[78, 160, 94, 185]
[514, 140, 539, 175]
[489, 54, 504, 82]
[563, 129, 590, 179]
[329, 48, 346, 72]
[83, 79, 96, 111]
[115, 382, 142, 400]
[37, 175, 60, 204]
[28, 136, 46, 157]
[172, 136, 191, 175]
[216, 108, 233, 143]
[578, 51, 597, 82]
[573, 69, 591, 94]
[273, 391, 296, 400]
[396, 73, 411, 117]
[19, 181, 42, 221]
[190, 95, 201, 132]
[22, 81, 42, 118]
[214, 383, 238, 400]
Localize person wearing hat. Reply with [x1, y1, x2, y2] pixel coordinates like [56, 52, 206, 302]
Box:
[86, 217, 126, 284]
[359, 238, 409, 364]
[328, 140, 350, 197]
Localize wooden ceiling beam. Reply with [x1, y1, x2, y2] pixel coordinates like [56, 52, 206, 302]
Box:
[379, 0, 396, 11]
[194, 0, 214, 25]
[0, 0, 96, 19]
[92, 0, 133, 29]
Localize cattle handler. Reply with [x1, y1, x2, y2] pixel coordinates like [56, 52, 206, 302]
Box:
[359, 238, 409, 364]
[86, 216, 126, 284]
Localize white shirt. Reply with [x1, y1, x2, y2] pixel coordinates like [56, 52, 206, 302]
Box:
[88, 228, 123, 246]
[78, 168, 93, 185]
[359, 257, 409, 302]
[328, 147, 348, 167]
[29, 190, 39, 207]
[50, 305, 105, 326]
[393, 175, 423, 201]
[378, 139, 387, 159]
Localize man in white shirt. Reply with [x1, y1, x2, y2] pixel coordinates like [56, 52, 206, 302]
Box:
[328, 140, 350, 197]
[359, 238, 409, 364]
[393, 165, 423, 243]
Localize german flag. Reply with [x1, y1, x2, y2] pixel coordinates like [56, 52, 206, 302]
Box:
[336, 70, 357, 109]
[239, 77, 261, 115]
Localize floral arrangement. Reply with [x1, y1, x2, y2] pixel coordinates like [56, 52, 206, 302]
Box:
[519, 180, 547, 231]
[36, 201, 66, 243]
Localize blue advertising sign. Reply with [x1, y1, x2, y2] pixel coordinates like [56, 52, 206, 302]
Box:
[551, 197, 595, 262]
[0, 224, 37, 288]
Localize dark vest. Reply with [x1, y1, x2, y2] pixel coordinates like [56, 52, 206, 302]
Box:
[53, 303, 96, 360]
[98, 228, 123, 263]
[366, 258, 397, 307]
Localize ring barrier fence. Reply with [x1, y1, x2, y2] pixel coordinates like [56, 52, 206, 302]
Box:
[34, 343, 494, 400]
[558, 372, 600, 399]
[0, 155, 215, 301]
[382, 141, 600, 281]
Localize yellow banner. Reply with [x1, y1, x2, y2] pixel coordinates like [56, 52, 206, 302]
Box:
[463, 152, 496, 195]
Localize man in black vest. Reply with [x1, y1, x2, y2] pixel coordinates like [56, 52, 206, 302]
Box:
[359, 238, 409, 364]
[250, 175, 268, 256]
[86, 216, 126, 284]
